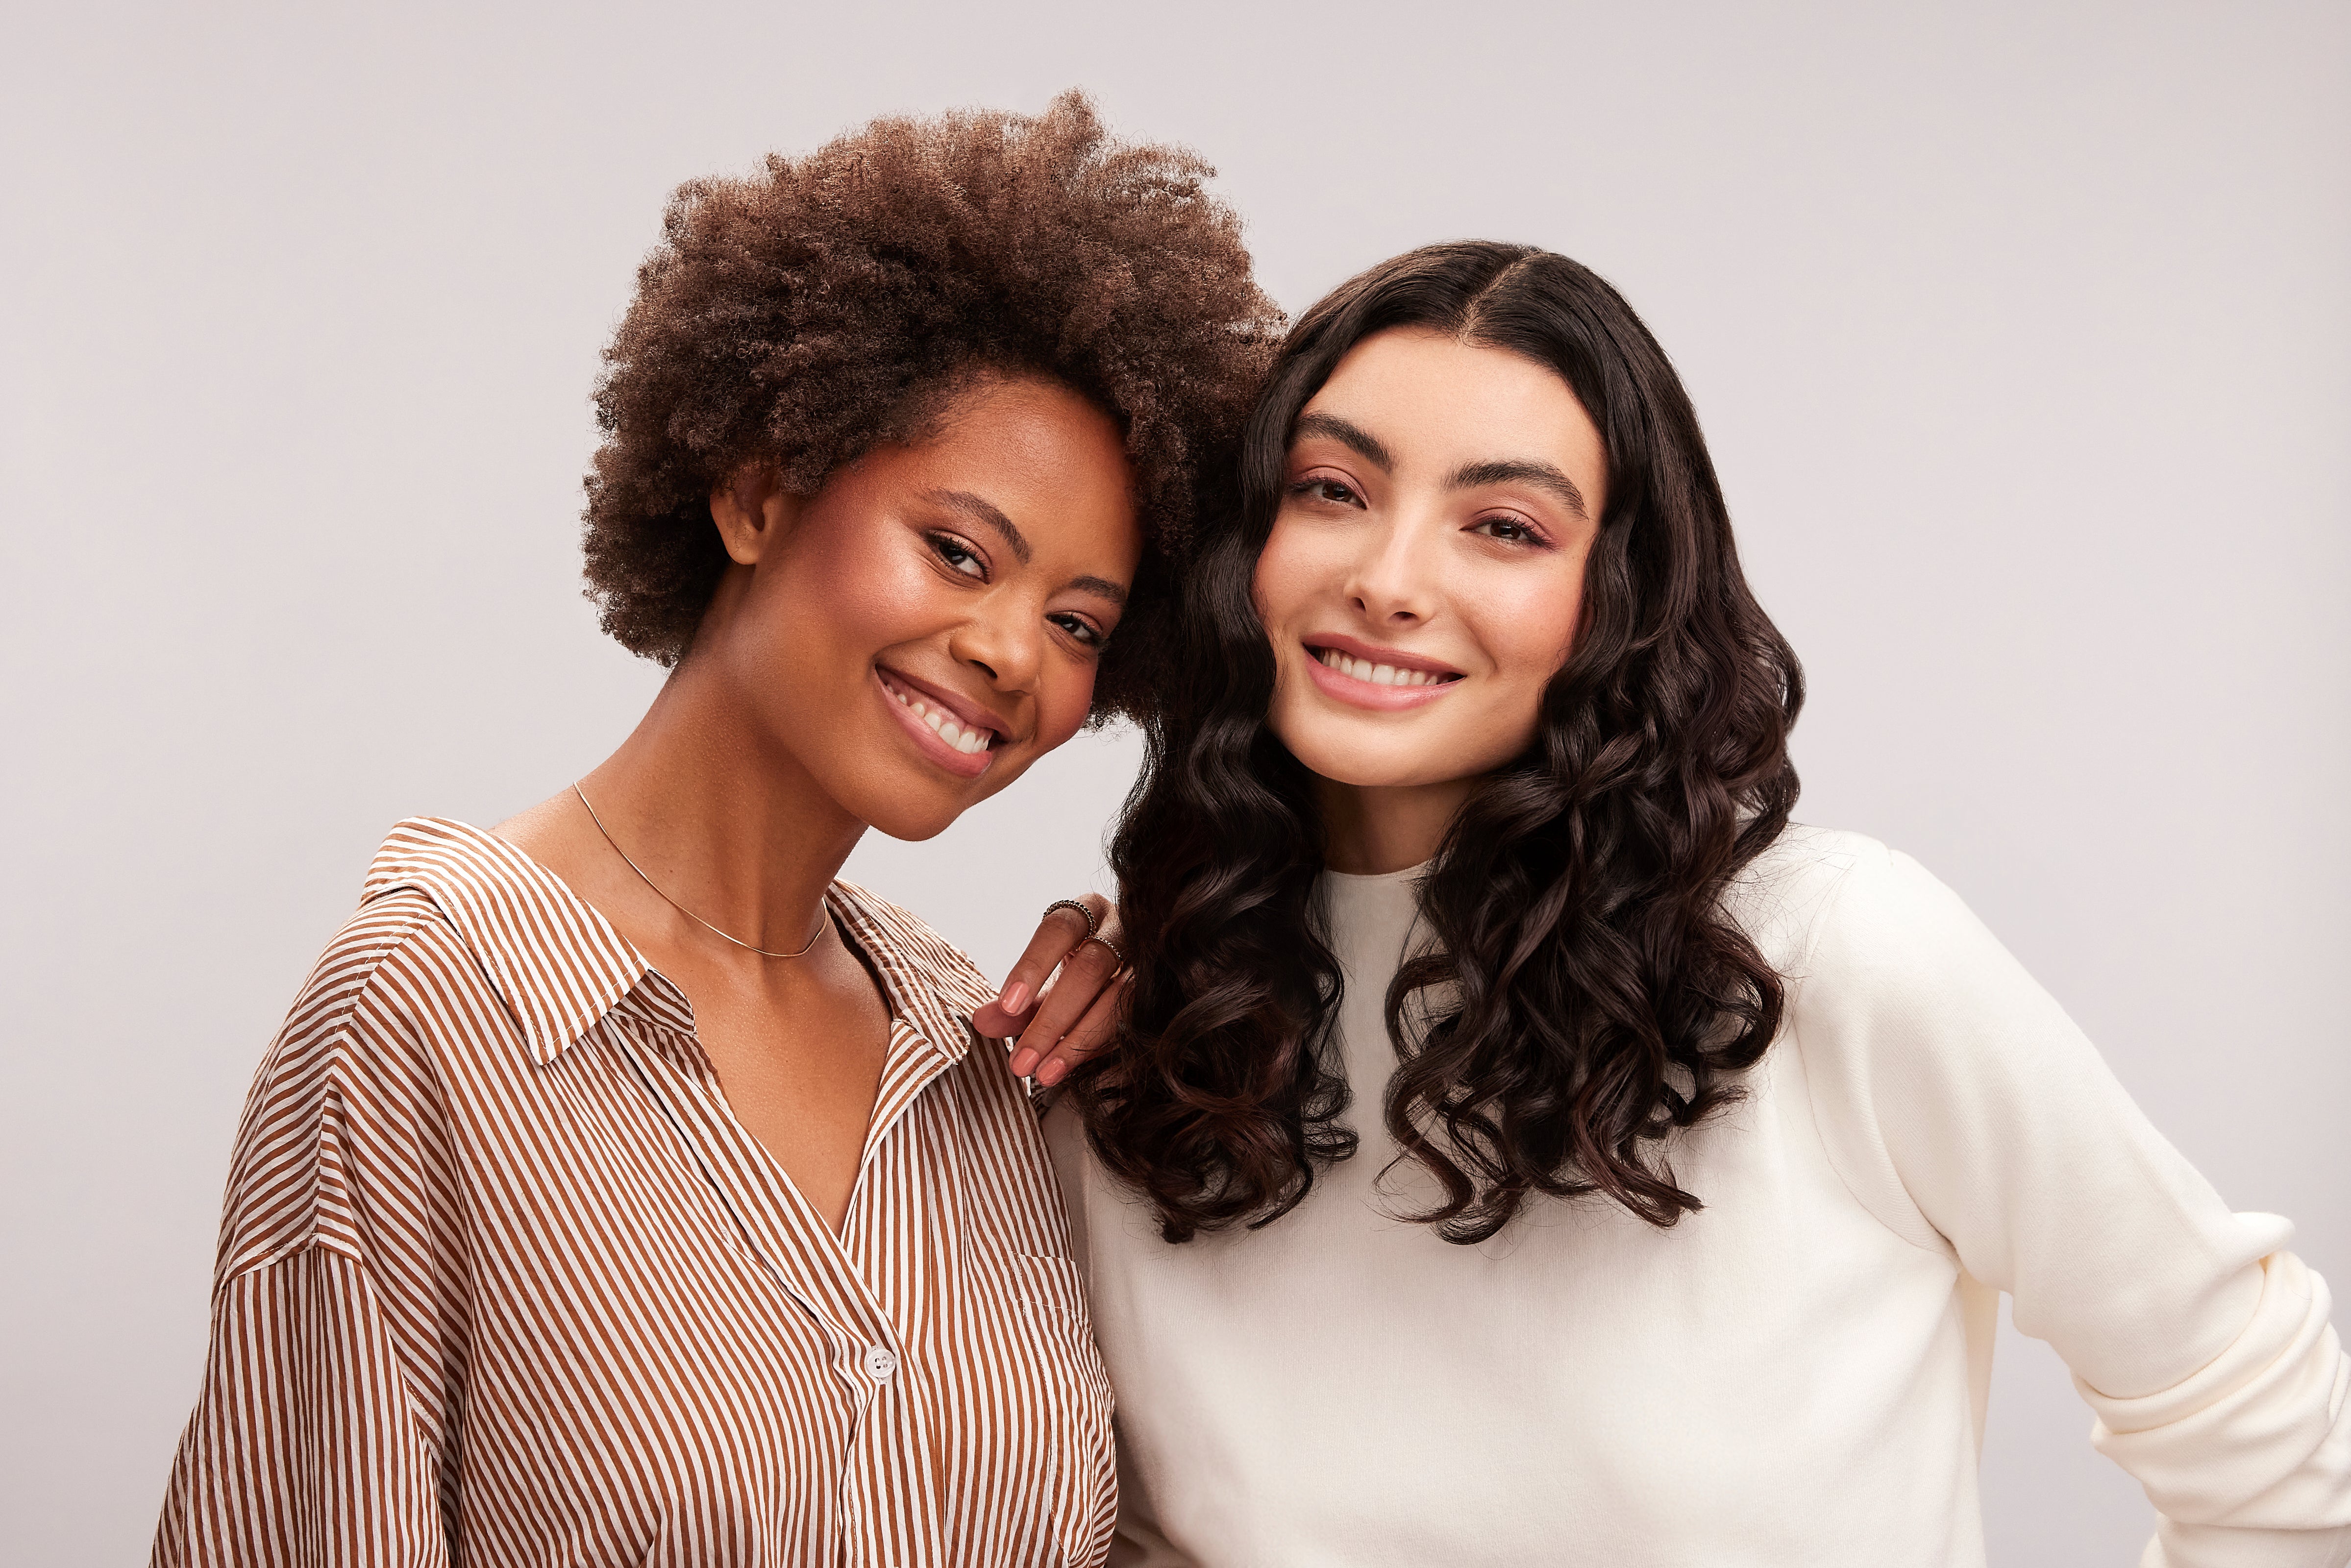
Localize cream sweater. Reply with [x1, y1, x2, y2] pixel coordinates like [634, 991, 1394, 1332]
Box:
[1046, 827, 2351, 1567]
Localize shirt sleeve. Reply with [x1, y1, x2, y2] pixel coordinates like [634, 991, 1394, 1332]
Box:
[1787, 839, 2351, 1568]
[151, 1244, 451, 1568]
[154, 891, 464, 1567]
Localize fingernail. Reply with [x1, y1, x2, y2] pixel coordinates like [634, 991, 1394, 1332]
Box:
[1009, 1048, 1039, 1078]
[999, 981, 1030, 1015]
[1037, 1059, 1066, 1087]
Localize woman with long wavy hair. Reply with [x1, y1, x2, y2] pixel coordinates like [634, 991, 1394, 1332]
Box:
[1035, 243, 2351, 1566]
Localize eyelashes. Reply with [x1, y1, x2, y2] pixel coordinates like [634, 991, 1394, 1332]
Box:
[1468, 515, 1552, 547]
[927, 532, 987, 579]
[1049, 612, 1107, 649]
[1288, 477, 1364, 509]
[1285, 477, 1554, 549]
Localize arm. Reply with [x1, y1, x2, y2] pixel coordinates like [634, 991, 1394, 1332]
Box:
[1789, 840, 2351, 1567]
[153, 1247, 450, 1568]
[155, 896, 461, 1566]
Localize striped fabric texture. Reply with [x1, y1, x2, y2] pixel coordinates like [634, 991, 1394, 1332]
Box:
[154, 818, 1115, 1567]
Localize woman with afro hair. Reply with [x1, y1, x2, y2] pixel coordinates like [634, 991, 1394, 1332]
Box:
[153, 93, 1279, 1568]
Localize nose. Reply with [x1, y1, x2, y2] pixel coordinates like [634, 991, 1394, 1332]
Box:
[1344, 514, 1441, 628]
[946, 591, 1043, 693]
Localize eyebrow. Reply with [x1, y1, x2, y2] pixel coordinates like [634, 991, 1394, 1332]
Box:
[1291, 412, 1394, 471]
[925, 487, 1127, 606]
[924, 488, 1031, 565]
[1448, 459, 1591, 521]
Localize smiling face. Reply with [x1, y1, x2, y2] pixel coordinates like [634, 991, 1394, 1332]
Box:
[699, 374, 1140, 842]
[1254, 328, 1609, 799]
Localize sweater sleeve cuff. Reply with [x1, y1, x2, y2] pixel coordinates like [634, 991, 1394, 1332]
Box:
[2139, 1518, 2351, 1568]
[2087, 1248, 2351, 1542]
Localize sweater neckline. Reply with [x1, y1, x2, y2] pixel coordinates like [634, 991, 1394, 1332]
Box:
[1322, 859, 1432, 887]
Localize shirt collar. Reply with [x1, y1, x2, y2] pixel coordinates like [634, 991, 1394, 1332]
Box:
[823, 879, 989, 1070]
[363, 818, 647, 1065]
[361, 818, 990, 1069]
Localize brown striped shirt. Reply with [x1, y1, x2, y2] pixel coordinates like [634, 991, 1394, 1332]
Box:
[154, 818, 1115, 1567]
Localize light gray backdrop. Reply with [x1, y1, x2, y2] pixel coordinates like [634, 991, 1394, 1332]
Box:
[3, 2, 2345, 1563]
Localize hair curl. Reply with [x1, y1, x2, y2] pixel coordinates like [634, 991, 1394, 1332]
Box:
[581, 91, 1282, 721]
[1067, 242, 1805, 1243]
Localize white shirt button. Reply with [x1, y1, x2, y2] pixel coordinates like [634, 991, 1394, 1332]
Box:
[862, 1345, 898, 1383]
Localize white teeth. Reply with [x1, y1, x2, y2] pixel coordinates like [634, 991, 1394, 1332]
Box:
[1316, 647, 1445, 687]
[882, 674, 995, 756]
[935, 717, 991, 753]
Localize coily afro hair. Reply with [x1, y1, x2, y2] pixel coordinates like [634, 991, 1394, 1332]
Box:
[581, 91, 1283, 722]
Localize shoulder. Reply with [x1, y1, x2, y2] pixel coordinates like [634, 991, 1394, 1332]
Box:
[830, 879, 997, 1017]
[223, 888, 471, 1274]
[270, 871, 531, 1067]
[1728, 824, 1997, 997]
[1734, 821, 1904, 898]
[278, 885, 443, 1035]
[263, 886, 463, 1080]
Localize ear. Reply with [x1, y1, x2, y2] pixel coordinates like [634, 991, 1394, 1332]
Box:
[710, 464, 800, 566]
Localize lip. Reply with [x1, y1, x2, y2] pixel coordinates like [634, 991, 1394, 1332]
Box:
[1297, 634, 1466, 712]
[1304, 633, 1464, 677]
[874, 665, 1010, 780]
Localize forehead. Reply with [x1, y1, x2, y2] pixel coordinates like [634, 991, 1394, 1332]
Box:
[866, 376, 1142, 567]
[1303, 329, 1601, 468]
[933, 377, 1126, 468]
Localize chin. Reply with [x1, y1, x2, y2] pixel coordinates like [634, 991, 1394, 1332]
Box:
[853, 792, 969, 844]
[1286, 736, 1438, 791]
[852, 754, 1032, 842]
[1327, 767, 1449, 791]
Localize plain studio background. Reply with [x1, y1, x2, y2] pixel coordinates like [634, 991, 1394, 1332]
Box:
[3, 1, 2345, 1562]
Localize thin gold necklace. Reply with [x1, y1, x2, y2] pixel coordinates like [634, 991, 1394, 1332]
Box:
[572, 783, 826, 959]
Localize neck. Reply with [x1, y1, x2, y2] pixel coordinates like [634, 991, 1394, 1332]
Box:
[578, 653, 866, 953]
[1313, 774, 1475, 875]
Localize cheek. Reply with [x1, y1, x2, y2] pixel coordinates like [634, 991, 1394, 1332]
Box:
[1250, 514, 1327, 632]
[1031, 660, 1100, 752]
[1443, 565, 1585, 765]
[764, 521, 933, 663]
[1478, 565, 1585, 686]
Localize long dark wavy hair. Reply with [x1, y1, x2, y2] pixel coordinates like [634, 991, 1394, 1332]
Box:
[1064, 242, 1805, 1245]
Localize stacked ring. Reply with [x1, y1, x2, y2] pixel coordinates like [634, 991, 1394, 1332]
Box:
[1040, 897, 1100, 939]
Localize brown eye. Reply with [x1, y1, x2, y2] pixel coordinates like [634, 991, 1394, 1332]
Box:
[929, 533, 987, 578]
[1049, 612, 1105, 648]
[1289, 476, 1363, 509]
[1470, 515, 1544, 545]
